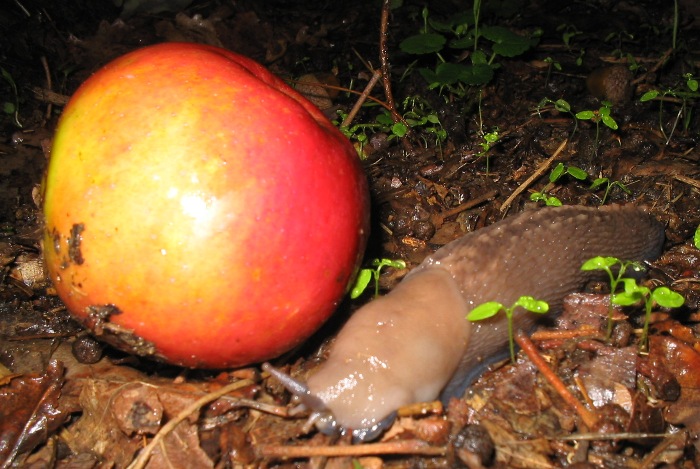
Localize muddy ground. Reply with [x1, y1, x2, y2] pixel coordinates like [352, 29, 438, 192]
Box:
[1, 0, 700, 467]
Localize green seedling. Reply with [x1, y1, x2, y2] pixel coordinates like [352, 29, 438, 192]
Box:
[376, 96, 447, 147]
[589, 177, 631, 205]
[398, 6, 537, 97]
[477, 128, 499, 174]
[535, 98, 580, 137]
[350, 258, 407, 299]
[612, 278, 684, 353]
[543, 57, 562, 87]
[640, 73, 698, 144]
[335, 95, 447, 158]
[530, 162, 588, 206]
[1, 67, 22, 128]
[468, 296, 549, 363]
[694, 224, 700, 250]
[555, 23, 585, 65]
[537, 98, 619, 150]
[556, 23, 582, 48]
[581, 256, 644, 338]
[575, 100, 619, 150]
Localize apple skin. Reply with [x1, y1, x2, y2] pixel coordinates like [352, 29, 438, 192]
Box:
[43, 42, 370, 368]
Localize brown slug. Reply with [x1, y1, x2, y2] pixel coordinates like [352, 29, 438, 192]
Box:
[586, 65, 633, 103]
[265, 204, 665, 441]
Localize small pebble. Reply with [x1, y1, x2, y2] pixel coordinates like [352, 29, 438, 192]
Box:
[72, 335, 104, 364]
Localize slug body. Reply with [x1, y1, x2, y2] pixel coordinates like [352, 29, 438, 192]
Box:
[280, 205, 665, 439]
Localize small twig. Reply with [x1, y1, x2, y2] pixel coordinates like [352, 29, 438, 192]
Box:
[379, 0, 398, 124]
[40, 56, 53, 121]
[430, 189, 498, 226]
[530, 325, 601, 342]
[515, 331, 599, 429]
[342, 69, 382, 128]
[673, 173, 700, 190]
[500, 139, 568, 213]
[379, 0, 414, 148]
[632, 47, 673, 85]
[257, 439, 446, 460]
[639, 431, 687, 468]
[126, 379, 254, 469]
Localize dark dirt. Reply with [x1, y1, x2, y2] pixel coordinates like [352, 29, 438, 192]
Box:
[1, 0, 700, 467]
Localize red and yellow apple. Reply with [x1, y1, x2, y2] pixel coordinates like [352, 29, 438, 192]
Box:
[43, 42, 370, 368]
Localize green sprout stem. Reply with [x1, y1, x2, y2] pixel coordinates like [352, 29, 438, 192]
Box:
[467, 296, 549, 362]
[350, 258, 407, 299]
[580, 256, 644, 338]
[612, 278, 684, 353]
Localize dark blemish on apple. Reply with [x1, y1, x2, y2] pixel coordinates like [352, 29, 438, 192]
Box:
[68, 223, 85, 265]
[51, 228, 61, 254]
[84, 303, 121, 334]
[83, 303, 162, 360]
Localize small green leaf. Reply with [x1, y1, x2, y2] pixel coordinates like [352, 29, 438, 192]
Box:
[350, 269, 373, 299]
[576, 110, 595, 120]
[589, 177, 608, 190]
[549, 162, 565, 182]
[581, 256, 618, 271]
[471, 50, 488, 65]
[375, 112, 393, 126]
[613, 181, 631, 194]
[391, 122, 408, 137]
[467, 302, 503, 321]
[566, 166, 588, 180]
[651, 287, 685, 308]
[601, 115, 618, 130]
[640, 90, 659, 102]
[554, 99, 571, 113]
[546, 196, 562, 206]
[612, 291, 642, 306]
[399, 33, 447, 55]
[431, 62, 470, 85]
[457, 63, 494, 86]
[694, 225, 700, 249]
[515, 296, 549, 313]
[373, 258, 406, 270]
[481, 26, 532, 57]
[449, 36, 475, 49]
[620, 277, 642, 293]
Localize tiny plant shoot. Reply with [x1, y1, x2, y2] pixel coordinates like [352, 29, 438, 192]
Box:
[468, 296, 549, 362]
[612, 278, 684, 353]
[1, 67, 22, 128]
[589, 177, 631, 205]
[530, 162, 587, 206]
[350, 258, 407, 299]
[580, 256, 644, 338]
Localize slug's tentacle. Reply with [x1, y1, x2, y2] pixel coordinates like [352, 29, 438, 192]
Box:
[263, 363, 340, 436]
[263, 362, 397, 441]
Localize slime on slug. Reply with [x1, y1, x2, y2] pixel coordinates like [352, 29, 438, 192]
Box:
[266, 205, 665, 442]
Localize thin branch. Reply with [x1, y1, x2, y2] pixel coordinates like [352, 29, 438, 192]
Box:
[515, 331, 599, 429]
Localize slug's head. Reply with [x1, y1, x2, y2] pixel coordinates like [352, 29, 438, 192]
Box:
[262, 363, 395, 442]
